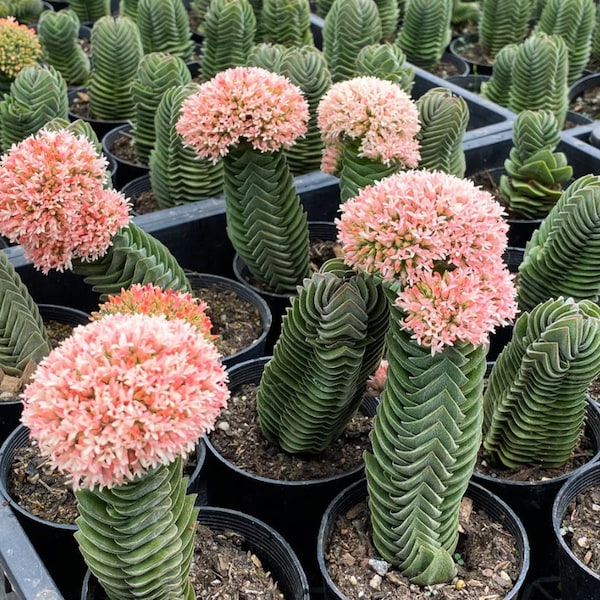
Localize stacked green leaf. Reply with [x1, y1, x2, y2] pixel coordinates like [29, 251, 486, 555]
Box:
[506, 32, 570, 128]
[0, 250, 50, 377]
[257, 258, 389, 454]
[200, 0, 256, 82]
[373, 0, 399, 41]
[534, 0, 595, 85]
[451, 0, 479, 25]
[0, 64, 68, 153]
[591, 2, 600, 65]
[315, 0, 334, 18]
[137, 0, 194, 61]
[189, 0, 212, 36]
[260, 0, 312, 47]
[416, 87, 468, 178]
[222, 143, 311, 293]
[355, 43, 414, 94]
[322, 0, 382, 82]
[67, 0, 110, 23]
[75, 458, 198, 600]
[482, 297, 600, 468]
[131, 52, 192, 165]
[365, 288, 486, 585]
[72, 222, 192, 299]
[478, 0, 530, 57]
[394, 0, 452, 70]
[88, 16, 143, 121]
[246, 42, 287, 71]
[119, 0, 140, 21]
[499, 110, 572, 220]
[37, 9, 90, 87]
[516, 174, 600, 312]
[7, 0, 43, 23]
[479, 43, 518, 105]
[149, 84, 223, 208]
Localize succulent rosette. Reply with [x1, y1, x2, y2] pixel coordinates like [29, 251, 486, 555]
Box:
[337, 169, 517, 586]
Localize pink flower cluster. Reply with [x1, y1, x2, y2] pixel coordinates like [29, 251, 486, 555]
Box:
[365, 359, 388, 397]
[337, 170, 517, 353]
[317, 76, 421, 171]
[21, 313, 229, 490]
[0, 129, 130, 273]
[176, 66, 309, 163]
[93, 283, 215, 341]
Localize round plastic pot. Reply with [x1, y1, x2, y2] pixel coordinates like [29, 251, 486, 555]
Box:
[81, 505, 310, 599]
[203, 356, 378, 593]
[101, 123, 149, 190]
[552, 460, 600, 600]
[68, 87, 129, 141]
[317, 478, 530, 600]
[474, 399, 600, 580]
[448, 33, 494, 75]
[446, 73, 491, 93]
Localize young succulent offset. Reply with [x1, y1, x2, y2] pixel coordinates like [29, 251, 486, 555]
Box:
[177, 66, 312, 295]
[21, 285, 229, 600]
[337, 169, 517, 586]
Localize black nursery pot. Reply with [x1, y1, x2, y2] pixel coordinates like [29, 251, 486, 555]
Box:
[317, 478, 530, 600]
[552, 461, 600, 600]
[82, 505, 310, 600]
[68, 87, 129, 141]
[101, 124, 150, 190]
[473, 399, 600, 581]
[448, 33, 494, 75]
[202, 356, 378, 595]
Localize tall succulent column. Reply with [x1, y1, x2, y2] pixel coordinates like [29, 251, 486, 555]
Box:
[478, 0, 531, 57]
[67, 0, 110, 23]
[479, 43, 518, 105]
[260, 0, 312, 46]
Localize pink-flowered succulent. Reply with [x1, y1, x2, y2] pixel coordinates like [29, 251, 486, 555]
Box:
[317, 76, 421, 172]
[176, 66, 309, 163]
[336, 169, 518, 353]
[93, 283, 216, 341]
[21, 313, 229, 490]
[0, 129, 130, 273]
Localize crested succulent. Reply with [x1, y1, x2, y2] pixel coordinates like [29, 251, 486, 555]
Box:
[478, 0, 530, 58]
[415, 87, 468, 178]
[322, 0, 382, 83]
[257, 258, 389, 454]
[498, 109, 573, 220]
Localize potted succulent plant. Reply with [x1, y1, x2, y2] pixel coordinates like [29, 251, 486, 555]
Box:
[0, 15, 41, 95]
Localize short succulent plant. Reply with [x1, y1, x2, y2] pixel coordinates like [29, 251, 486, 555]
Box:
[355, 43, 414, 94]
[0, 16, 41, 95]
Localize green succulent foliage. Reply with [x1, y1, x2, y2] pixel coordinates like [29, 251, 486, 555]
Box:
[119, 0, 140, 20]
[322, 0, 382, 83]
[451, 0, 480, 25]
[315, 0, 333, 18]
[37, 9, 90, 87]
[416, 87, 468, 178]
[507, 33, 570, 128]
[516, 174, 600, 313]
[260, 0, 312, 47]
[478, 0, 530, 58]
[0, 249, 50, 377]
[7, 0, 43, 23]
[499, 110, 573, 220]
[532, 0, 549, 20]
[200, 0, 257, 82]
[257, 258, 389, 454]
[534, 0, 596, 85]
[67, 0, 110, 23]
[373, 0, 399, 41]
[131, 52, 192, 165]
[72, 222, 192, 300]
[88, 16, 143, 121]
[0, 63, 68, 153]
[591, 3, 600, 65]
[479, 43, 518, 106]
[365, 287, 486, 585]
[482, 297, 600, 468]
[355, 43, 414, 94]
[75, 458, 198, 600]
[149, 84, 223, 208]
[137, 0, 194, 61]
[223, 143, 311, 294]
[394, 0, 452, 70]
[188, 0, 212, 36]
[246, 41, 287, 70]
[0, 2, 8, 17]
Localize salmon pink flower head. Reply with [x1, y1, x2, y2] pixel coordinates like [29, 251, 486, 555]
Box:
[336, 169, 518, 353]
[21, 313, 229, 490]
[176, 66, 309, 163]
[93, 283, 216, 341]
[317, 76, 421, 172]
[0, 129, 130, 274]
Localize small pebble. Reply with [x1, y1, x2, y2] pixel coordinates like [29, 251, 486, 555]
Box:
[348, 575, 358, 586]
[368, 558, 390, 576]
[455, 579, 466, 590]
[216, 421, 230, 431]
[369, 574, 382, 590]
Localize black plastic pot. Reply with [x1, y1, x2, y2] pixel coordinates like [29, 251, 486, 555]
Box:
[81, 505, 310, 599]
[101, 124, 150, 190]
[0, 304, 91, 447]
[317, 478, 530, 600]
[520, 576, 562, 600]
[568, 72, 600, 122]
[552, 460, 600, 599]
[474, 399, 600, 581]
[446, 73, 491, 93]
[186, 272, 272, 369]
[68, 87, 129, 141]
[203, 356, 379, 596]
[448, 33, 494, 75]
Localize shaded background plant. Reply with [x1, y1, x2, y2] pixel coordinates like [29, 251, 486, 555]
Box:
[177, 66, 311, 295]
[477, 0, 531, 59]
[67, 0, 110, 24]
[259, 0, 312, 47]
[0, 16, 41, 95]
[3, 0, 44, 24]
[336, 169, 517, 585]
